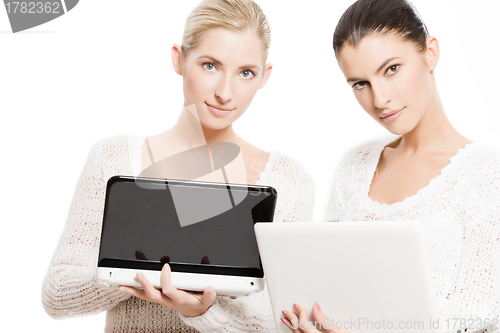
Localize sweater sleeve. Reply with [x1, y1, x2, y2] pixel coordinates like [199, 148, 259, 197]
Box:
[325, 165, 344, 222]
[442, 150, 500, 333]
[41, 139, 131, 318]
[324, 141, 373, 222]
[268, 152, 315, 223]
[178, 153, 315, 332]
[443, 204, 500, 333]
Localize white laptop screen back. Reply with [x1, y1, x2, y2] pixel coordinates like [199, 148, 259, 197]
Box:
[255, 221, 440, 333]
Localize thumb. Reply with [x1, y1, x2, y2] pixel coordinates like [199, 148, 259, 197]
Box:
[312, 302, 327, 320]
[312, 302, 333, 331]
[313, 302, 349, 332]
[199, 286, 217, 306]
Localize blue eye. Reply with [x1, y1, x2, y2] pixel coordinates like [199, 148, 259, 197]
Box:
[203, 62, 217, 71]
[240, 69, 255, 79]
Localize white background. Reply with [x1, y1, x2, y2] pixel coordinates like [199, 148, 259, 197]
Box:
[1, 0, 499, 330]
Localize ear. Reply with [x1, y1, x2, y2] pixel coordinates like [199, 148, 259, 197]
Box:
[171, 43, 183, 76]
[425, 36, 439, 72]
[258, 63, 273, 89]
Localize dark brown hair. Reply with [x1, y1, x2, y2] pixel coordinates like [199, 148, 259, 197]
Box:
[333, 0, 429, 55]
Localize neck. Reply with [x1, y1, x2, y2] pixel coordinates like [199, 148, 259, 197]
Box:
[170, 105, 238, 148]
[201, 123, 237, 143]
[398, 79, 467, 154]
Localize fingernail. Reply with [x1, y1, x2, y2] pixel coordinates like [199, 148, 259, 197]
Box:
[315, 302, 321, 311]
[282, 310, 287, 316]
[281, 317, 288, 326]
[118, 287, 125, 292]
[293, 303, 297, 310]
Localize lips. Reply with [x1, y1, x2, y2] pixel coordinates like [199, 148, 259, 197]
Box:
[381, 107, 405, 123]
[206, 103, 234, 117]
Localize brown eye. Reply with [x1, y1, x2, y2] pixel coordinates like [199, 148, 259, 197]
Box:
[353, 81, 368, 91]
[387, 65, 399, 75]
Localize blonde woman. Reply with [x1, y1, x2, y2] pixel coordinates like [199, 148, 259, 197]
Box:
[42, 0, 314, 332]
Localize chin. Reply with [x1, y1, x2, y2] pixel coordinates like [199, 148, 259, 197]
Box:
[385, 129, 407, 136]
[200, 110, 244, 131]
[199, 117, 234, 131]
[382, 122, 416, 137]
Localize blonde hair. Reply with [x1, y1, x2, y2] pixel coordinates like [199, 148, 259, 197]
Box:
[181, 0, 271, 61]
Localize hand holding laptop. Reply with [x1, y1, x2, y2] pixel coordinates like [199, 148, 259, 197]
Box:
[118, 263, 217, 317]
[281, 303, 351, 333]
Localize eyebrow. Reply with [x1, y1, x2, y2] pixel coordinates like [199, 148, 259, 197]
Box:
[376, 57, 401, 74]
[346, 56, 401, 83]
[199, 55, 260, 71]
[239, 64, 260, 71]
[199, 55, 222, 66]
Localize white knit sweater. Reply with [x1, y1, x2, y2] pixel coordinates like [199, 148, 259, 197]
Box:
[325, 136, 500, 333]
[42, 134, 315, 333]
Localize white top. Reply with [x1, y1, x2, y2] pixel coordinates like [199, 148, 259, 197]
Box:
[42, 134, 315, 333]
[325, 136, 500, 333]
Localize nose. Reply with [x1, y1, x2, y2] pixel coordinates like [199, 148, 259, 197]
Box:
[215, 74, 233, 103]
[372, 82, 391, 109]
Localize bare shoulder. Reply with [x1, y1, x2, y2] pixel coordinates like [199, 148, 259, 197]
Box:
[233, 140, 268, 185]
[140, 132, 159, 169]
[232, 135, 269, 161]
[242, 142, 269, 160]
[140, 130, 178, 169]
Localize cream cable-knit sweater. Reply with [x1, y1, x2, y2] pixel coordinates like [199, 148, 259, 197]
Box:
[325, 136, 500, 333]
[42, 134, 315, 332]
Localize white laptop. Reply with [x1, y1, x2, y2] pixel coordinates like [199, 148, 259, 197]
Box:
[94, 176, 277, 297]
[254, 221, 441, 333]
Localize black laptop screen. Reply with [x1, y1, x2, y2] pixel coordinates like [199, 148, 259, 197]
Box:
[98, 176, 277, 278]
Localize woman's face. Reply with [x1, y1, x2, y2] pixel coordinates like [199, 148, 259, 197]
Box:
[176, 28, 272, 130]
[336, 33, 436, 136]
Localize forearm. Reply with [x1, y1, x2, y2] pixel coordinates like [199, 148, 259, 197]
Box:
[179, 290, 277, 333]
[41, 138, 132, 318]
[42, 264, 130, 318]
